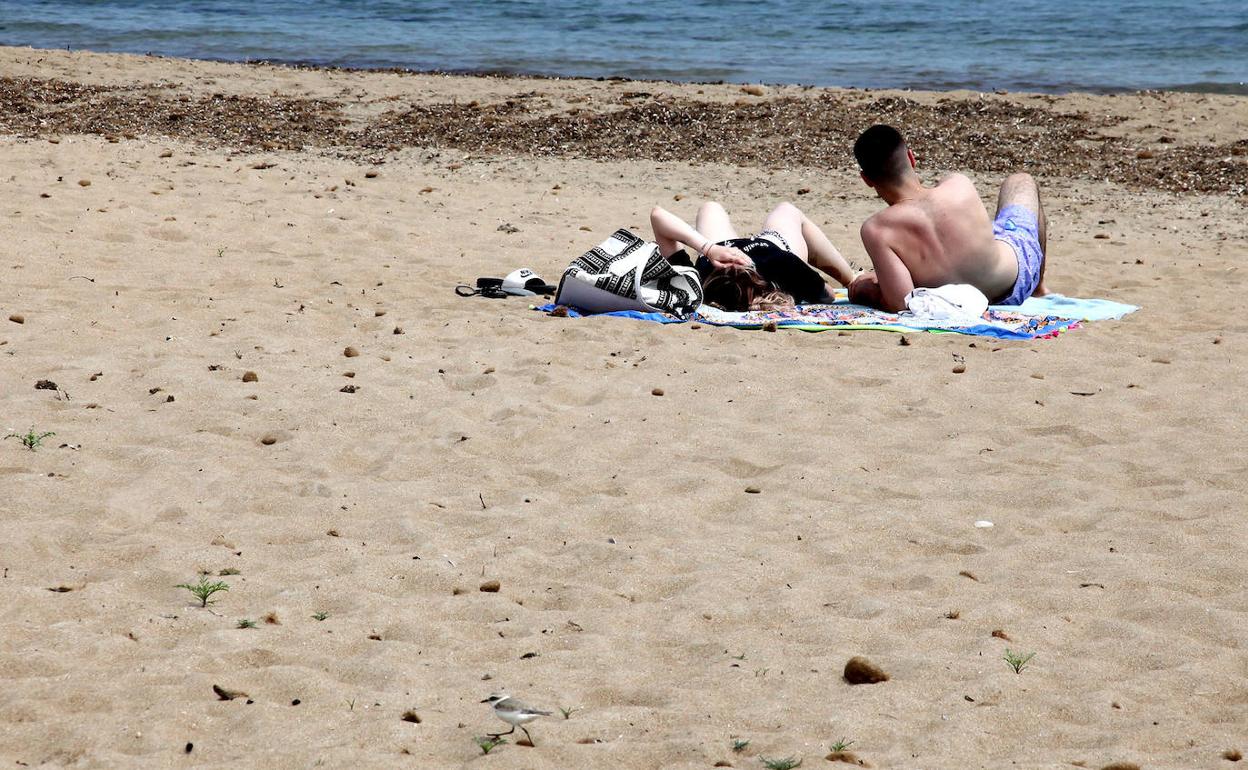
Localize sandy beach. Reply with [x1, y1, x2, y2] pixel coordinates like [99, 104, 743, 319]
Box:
[2, 46, 1246, 769]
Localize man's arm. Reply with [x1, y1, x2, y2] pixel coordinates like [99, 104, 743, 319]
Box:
[859, 220, 915, 312]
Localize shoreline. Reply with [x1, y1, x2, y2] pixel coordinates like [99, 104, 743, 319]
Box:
[5, 42, 1247, 97]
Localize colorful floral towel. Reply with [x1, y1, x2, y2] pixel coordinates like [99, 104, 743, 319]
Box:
[536, 291, 1135, 340]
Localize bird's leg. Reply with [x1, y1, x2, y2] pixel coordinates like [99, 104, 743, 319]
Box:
[521, 727, 534, 745]
[487, 725, 516, 739]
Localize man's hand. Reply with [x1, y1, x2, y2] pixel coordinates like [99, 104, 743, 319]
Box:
[848, 271, 885, 308]
[706, 245, 753, 269]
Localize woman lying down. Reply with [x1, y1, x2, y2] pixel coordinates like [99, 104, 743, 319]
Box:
[649, 201, 855, 311]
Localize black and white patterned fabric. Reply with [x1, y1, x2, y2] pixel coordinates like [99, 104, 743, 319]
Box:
[555, 229, 703, 320]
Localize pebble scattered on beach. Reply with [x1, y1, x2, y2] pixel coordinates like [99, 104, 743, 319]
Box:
[2, 74, 1244, 196]
[843, 656, 889, 685]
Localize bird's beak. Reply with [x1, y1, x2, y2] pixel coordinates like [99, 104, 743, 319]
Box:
[480, 698, 491, 703]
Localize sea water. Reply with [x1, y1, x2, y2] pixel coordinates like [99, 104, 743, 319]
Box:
[1, 0, 1245, 94]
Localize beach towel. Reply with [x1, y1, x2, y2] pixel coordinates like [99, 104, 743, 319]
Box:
[1000, 293, 1138, 321]
[537, 289, 1136, 340]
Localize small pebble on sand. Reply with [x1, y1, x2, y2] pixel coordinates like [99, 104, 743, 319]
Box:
[953, 363, 967, 374]
[843, 656, 889, 684]
[651, 387, 664, 396]
[242, 371, 258, 382]
[479, 580, 501, 593]
[78, 179, 91, 187]
[343, 346, 360, 357]
[8, 314, 24, 324]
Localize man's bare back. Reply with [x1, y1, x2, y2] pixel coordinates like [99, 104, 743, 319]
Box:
[859, 173, 1017, 308]
[849, 124, 1049, 312]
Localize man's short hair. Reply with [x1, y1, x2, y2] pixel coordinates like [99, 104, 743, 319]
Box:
[854, 124, 909, 183]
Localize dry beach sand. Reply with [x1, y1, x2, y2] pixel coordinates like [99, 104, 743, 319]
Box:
[1, 46, 1247, 768]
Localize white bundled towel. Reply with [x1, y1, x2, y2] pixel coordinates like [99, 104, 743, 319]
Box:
[903, 284, 989, 322]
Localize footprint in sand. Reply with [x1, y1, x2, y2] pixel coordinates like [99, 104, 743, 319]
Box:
[146, 225, 190, 242]
[1026, 424, 1109, 448]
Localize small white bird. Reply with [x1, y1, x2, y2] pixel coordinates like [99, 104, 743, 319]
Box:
[481, 692, 551, 744]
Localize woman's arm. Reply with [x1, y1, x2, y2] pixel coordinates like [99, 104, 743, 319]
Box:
[649, 206, 751, 267]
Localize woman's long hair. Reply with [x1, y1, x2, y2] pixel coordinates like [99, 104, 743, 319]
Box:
[702, 265, 794, 311]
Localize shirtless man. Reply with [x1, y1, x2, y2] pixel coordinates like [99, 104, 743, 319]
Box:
[848, 124, 1050, 312]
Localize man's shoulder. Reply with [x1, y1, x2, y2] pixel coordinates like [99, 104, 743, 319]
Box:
[863, 201, 922, 232]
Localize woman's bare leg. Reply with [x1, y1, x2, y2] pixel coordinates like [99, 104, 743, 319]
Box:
[801, 215, 855, 287]
[761, 202, 854, 287]
[759, 202, 807, 259]
[695, 201, 739, 244]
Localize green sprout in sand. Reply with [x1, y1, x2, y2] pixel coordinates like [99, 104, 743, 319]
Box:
[312, 611, 330, 621]
[6, 428, 55, 451]
[236, 618, 257, 629]
[475, 735, 507, 755]
[558, 705, 577, 720]
[761, 756, 802, 770]
[829, 739, 854, 753]
[176, 576, 230, 607]
[1004, 648, 1036, 674]
[732, 738, 751, 753]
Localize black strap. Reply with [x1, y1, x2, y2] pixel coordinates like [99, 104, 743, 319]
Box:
[455, 284, 508, 299]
